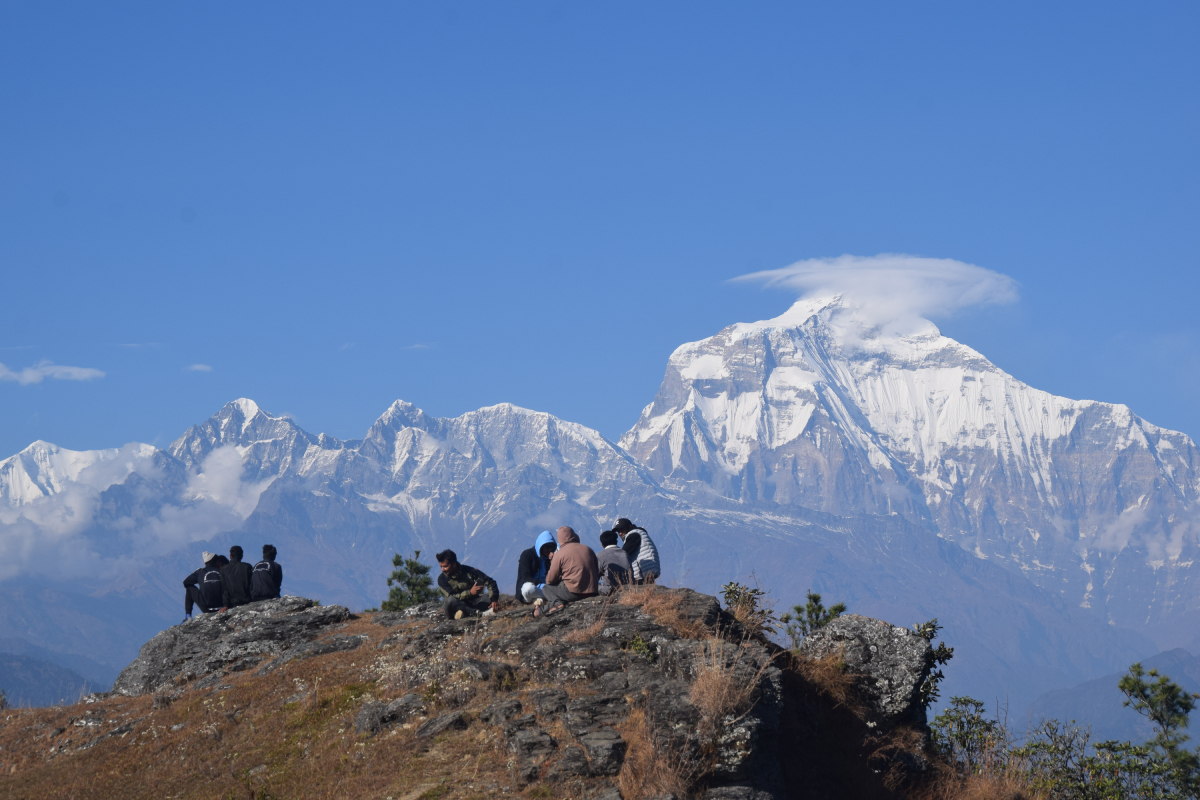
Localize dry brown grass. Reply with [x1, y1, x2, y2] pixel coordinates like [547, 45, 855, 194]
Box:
[0, 612, 617, 800]
[796, 649, 860, 711]
[918, 767, 1039, 800]
[616, 707, 706, 800]
[617, 585, 708, 639]
[688, 638, 773, 733]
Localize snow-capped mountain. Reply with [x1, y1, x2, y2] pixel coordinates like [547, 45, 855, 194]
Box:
[0, 440, 158, 509]
[622, 295, 1200, 644]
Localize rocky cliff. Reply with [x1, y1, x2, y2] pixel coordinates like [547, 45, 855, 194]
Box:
[0, 589, 940, 800]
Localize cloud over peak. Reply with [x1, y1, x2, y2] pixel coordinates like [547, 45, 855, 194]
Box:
[736, 254, 1019, 336]
[0, 361, 105, 385]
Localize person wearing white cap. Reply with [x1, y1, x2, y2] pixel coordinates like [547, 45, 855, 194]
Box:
[182, 551, 226, 623]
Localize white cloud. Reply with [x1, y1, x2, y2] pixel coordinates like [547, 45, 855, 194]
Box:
[186, 364, 213, 372]
[0, 445, 274, 581]
[736, 254, 1019, 337]
[0, 360, 105, 385]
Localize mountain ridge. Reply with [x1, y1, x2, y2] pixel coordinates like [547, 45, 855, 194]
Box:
[0, 300, 1190, 717]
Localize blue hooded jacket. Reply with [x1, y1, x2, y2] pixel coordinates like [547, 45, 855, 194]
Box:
[531, 530, 556, 584]
[515, 530, 558, 601]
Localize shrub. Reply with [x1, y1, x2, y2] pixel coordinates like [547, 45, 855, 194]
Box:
[780, 590, 846, 650]
[929, 662, 1200, 799]
[914, 618, 954, 709]
[720, 580, 778, 637]
[381, 550, 438, 611]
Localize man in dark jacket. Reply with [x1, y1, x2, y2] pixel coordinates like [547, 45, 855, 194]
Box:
[515, 530, 557, 604]
[251, 544, 283, 601]
[436, 549, 499, 619]
[219, 546, 253, 611]
[182, 551, 225, 622]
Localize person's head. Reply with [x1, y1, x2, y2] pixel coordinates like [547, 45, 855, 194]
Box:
[436, 549, 459, 575]
[230, 545, 244, 562]
[599, 530, 619, 549]
[202, 551, 217, 566]
[535, 530, 557, 560]
[612, 518, 635, 536]
[262, 544, 277, 562]
[556, 526, 580, 546]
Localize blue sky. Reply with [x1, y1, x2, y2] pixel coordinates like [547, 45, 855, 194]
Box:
[1, 2, 1198, 456]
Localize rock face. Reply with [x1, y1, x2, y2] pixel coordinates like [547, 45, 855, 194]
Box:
[798, 613, 931, 727]
[112, 597, 355, 696]
[360, 589, 795, 798]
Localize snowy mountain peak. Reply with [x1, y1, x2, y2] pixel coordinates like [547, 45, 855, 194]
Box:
[0, 441, 159, 508]
[232, 397, 260, 416]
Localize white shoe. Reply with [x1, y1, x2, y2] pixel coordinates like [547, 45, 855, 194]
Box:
[482, 609, 495, 617]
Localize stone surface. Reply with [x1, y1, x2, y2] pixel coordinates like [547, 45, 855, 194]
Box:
[547, 745, 591, 779]
[579, 728, 626, 776]
[527, 688, 568, 717]
[355, 701, 386, 734]
[798, 613, 932, 726]
[112, 598, 351, 696]
[415, 711, 467, 739]
[479, 697, 523, 725]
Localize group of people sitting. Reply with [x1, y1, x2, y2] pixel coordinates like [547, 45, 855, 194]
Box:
[434, 518, 661, 620]
[180, 544, 284, 622]
[180, 518, 658, 624]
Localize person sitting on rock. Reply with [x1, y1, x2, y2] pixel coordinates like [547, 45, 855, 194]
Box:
[218, 546, 254, 612]
[182, 551, 225, 622]
[537, 526, 599, 616]
[436, 549, 499, 619]
[515, 530, 557, 604]
[251, 544, 283, 601]
[613, 517, 661, 584]
[596, 529, 631, 595]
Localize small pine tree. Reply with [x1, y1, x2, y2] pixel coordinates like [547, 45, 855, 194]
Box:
[780, 591, 847, 651]
[381, 550, 438, 611]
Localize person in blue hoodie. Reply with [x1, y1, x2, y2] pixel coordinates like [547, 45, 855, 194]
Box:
[514, 530, 557, 604]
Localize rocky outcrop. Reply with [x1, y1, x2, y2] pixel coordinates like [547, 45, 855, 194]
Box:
[84, 589, 938, 799]
[112, 597, 356, 696]
[798, 613, 931, 728]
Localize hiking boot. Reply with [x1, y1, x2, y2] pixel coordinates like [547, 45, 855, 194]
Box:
[454, 610, 465, 620]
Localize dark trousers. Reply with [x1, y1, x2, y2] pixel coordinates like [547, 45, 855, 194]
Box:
[543, 584, 588, 607]
[185, 586, 214, 615]
[444, 595, 491, 619]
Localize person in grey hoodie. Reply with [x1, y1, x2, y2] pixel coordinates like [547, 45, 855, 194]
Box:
[596, 529, 632, 595]
[515, 530, 557, 604]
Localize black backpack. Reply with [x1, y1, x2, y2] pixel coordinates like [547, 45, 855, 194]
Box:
[199, 568, 224, 610]
[251, 560, 280, 600]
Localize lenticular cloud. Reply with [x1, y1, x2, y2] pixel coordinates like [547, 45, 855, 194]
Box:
[736, 254, 1019, 336]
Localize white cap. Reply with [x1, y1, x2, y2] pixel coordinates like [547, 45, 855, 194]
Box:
[202, 551, 216, 564]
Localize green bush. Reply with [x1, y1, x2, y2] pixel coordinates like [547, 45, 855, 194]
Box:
[932, 663, 1200, 798]
[381, 550, 438, 611]
[779, 590, 846, 650]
